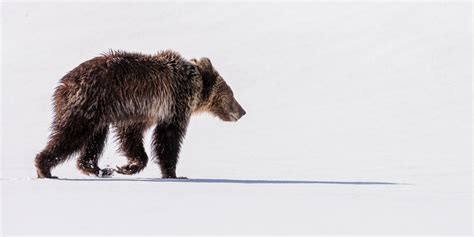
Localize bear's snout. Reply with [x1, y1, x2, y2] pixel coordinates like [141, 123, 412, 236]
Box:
[237, 104, 246, 118]
[229, 102, 246, 122]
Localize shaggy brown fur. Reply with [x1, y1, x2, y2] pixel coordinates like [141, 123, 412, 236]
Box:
[35, 50, 245, 179]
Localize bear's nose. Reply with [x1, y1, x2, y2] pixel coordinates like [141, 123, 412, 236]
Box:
[239, 106, 246, 117]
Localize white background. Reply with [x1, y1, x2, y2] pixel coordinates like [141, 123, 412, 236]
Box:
[1, 1, 472, 236]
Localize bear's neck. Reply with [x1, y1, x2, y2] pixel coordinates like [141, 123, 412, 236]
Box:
[194, 83, 216, 114]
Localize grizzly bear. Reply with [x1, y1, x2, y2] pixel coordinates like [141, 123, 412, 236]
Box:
[35, 50, 246, 179]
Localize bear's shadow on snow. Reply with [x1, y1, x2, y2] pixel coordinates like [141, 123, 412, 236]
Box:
[59, 178, 402, 185]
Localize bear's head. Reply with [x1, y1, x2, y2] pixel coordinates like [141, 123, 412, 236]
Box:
[192, 57, 246, 122]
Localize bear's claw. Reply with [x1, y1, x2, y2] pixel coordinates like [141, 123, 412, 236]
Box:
[162, 175, 188, 179]
[97, 168, 114, 178]
[115, 164, 143, 175]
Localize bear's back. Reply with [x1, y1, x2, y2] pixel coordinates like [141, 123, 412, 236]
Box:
[55, 50, 198, 125]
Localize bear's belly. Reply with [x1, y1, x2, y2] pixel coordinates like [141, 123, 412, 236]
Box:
[108, 97, 173, 126]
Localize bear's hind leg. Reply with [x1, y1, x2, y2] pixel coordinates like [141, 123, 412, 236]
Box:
[35, 148, 61, 179]
[77, 126, 113, 177]
[35, 125, 91, 179]
[114, 123, 148, 175]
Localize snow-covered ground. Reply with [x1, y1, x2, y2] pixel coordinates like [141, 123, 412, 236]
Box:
[1, 1, 472, 236]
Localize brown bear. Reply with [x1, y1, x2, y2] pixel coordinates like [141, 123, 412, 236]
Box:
[35, 50, 246, 179]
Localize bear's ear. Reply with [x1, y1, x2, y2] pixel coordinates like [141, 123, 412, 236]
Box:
[197, 57, 216, 94]
[190, 58, 198, 64]
[200, 57, 212, 67]
[199, 57, 213, 69]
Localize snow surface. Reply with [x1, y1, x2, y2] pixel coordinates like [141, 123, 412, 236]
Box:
[1, 1, 472, 236]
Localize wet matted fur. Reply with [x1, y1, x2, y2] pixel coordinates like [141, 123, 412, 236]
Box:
[35, 50, 246, 179]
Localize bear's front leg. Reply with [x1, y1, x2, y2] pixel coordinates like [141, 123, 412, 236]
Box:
[152, 121, 188, 179]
